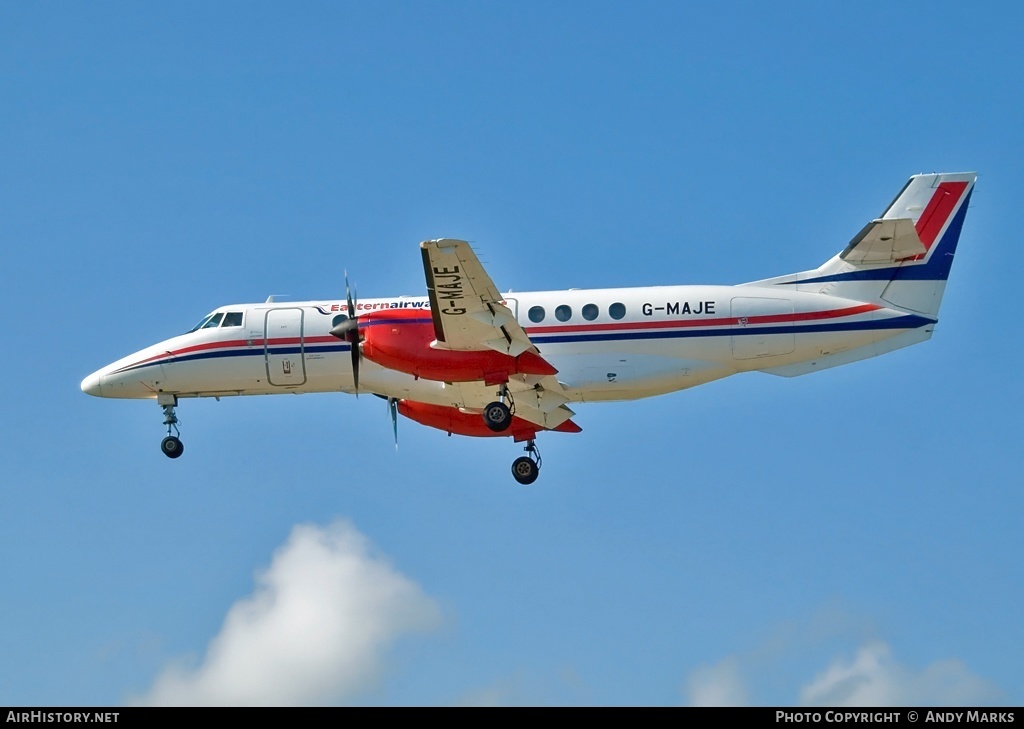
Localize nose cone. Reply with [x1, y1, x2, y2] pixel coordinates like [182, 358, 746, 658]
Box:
[81, 372, 103, 397]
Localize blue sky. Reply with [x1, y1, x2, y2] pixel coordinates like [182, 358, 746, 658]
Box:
[2, 1, 1021, 706]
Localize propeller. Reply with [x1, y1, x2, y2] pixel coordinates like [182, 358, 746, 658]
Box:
[373, 394, 400, 449]
[330, 275, 398, 448]
[329, 273, 362, 393]
[388, 397, 398, 449]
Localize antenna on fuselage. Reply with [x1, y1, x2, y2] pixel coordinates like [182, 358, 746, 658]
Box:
[265, 295, 290, 303]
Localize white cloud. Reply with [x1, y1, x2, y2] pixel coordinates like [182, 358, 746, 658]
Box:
[684, 656, 749, 707]
[137, 520, 441, 706]
[684, 639, 1001, 707]
[800, 641, 1001, 707]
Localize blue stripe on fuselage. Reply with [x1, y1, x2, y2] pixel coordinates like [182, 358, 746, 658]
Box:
[117, 316, 930, 373]
[118, 343, 351, 373]
[530, 315, 931, 344]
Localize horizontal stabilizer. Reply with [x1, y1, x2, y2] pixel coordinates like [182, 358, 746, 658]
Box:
[840, 218, 925, 264]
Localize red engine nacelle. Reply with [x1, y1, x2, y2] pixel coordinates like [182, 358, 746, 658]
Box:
[359, 308, 556, 384]
[398, 400, 582, 442]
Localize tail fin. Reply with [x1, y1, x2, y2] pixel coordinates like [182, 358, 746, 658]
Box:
[746, 172, 976, 318]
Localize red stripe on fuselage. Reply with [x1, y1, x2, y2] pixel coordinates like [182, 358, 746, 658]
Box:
[525, 303, 881, 335]
[116, 304, 884, 373]
[112, 334, 342, 373]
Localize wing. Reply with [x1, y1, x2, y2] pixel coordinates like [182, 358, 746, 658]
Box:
[419, 238, 577, 431]
[421, 238, 536, 357]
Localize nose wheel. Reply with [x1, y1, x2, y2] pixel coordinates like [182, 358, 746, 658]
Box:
[158, 395, 184, 459]
[511, 439, 541, 485]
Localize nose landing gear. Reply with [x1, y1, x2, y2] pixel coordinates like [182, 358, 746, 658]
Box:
[158, 394, 184, 459]
[511, 439, 541, 485]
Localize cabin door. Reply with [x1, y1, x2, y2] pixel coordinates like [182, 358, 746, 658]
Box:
[265, 308, 307, 386]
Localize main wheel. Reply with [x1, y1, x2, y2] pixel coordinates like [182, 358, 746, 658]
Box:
[483, 401, 512, 432]
[511, 456, 539, 485]
[161, 435, 184, 459]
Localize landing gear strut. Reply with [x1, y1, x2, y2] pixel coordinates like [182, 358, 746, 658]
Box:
[511, 439, 541, 485]
[158, 394, 184, 459]
[483, 383, 514, 433]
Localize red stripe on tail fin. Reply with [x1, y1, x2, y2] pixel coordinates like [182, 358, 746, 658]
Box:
[916, 181, 969, 249]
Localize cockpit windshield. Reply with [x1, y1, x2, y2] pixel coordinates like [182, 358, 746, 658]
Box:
[201, 313, 224, 329]
[189, 311, 244, 333]
[189, 312, 223, 332]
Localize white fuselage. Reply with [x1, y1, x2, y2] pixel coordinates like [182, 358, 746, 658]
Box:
[81, 283, 933, 407]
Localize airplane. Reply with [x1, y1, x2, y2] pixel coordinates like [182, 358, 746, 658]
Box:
[81, 172, 976, 484]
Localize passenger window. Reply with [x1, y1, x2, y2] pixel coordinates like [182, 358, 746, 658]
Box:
[582, 303, 599, 321]
[528, 306, 545, 323]
[222, 312, 243, 327]
[201, 313, 224, 329]
[609, 303, 626, 320]
[332, 314, 349, 328]
[555, 305, 572, 322]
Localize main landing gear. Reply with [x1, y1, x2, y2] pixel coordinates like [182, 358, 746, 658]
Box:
[483, 384, 514, 433]
[511, 439, 541, 485]
[481, 385, 542, 483]
[481, 385, 543, 484]
[158, 394, 184, 459]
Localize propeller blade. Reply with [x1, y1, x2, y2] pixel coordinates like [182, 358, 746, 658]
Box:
[341, 272, 360, 394]
[351, 339, 360, 393]
[345, 273, 356, 319]
[388, 397, 398, 449]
